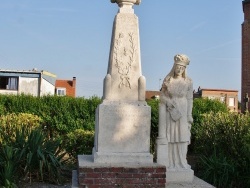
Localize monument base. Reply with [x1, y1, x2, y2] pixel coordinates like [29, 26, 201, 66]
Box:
[166, 168, 194, 183]
[156, 137, 168, 166]
[77, 155, 166, 187]
[93, 148, 153, 163]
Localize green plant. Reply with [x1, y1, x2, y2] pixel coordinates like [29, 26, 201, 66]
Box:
[0, 126, 66, 186]
[62, 129, 94, 161]
[0, 94, 101, 137]
[0, 113, 42, 145]
[194, 112, 250, 187]
[198, 151, 235, 188]
[0, 145, 20, 187]
[189, 98, 229, 153]
[19, 128, 66, 183]
[147, 99, 159, 159]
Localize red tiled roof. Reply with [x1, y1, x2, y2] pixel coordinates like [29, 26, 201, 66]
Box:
[55, 78, 76, 97]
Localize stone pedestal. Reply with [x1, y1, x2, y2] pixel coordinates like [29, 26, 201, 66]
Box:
[166, 168, 194, 183]
[93, 101, 153, 163]
[156, 137, 194, 183]
[156, 137, 168, 166]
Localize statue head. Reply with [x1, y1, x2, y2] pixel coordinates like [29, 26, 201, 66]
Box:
[174, 54, 190, 67]
[163, 54, 190, 83]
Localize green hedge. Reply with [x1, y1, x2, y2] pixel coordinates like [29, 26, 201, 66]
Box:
[2, 95, 249, 187]
[195, 112, 250, 187]
[0, 94, 101, 136]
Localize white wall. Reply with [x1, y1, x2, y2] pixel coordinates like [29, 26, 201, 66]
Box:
[0, 90, 18, 95]
[40, 78, 55, 96]
[19, 77, 39, 96]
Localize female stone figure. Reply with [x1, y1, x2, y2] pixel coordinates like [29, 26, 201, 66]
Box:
[159, 54, 193, 169]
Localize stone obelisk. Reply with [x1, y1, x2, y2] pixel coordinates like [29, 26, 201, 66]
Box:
[92, 0, 153, 163]
[76, 1, 166, 187]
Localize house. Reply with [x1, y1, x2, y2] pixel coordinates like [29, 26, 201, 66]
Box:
[145, 90, 160, 100]
[55, 77, 76, 97]
[0, 69, 56, 96]
[194, 87, 238, 112]
[146, 87, 239, 112]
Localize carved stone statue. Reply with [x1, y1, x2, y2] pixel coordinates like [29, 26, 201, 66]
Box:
[111, 0, 141, 5]
[111, 0, 141, 13]
[157, 54, 194, 182]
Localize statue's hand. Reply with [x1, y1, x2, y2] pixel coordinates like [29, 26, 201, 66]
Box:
[187, 115, 193, 124]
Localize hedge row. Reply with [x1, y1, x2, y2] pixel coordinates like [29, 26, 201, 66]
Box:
[0, 94, 101, 136]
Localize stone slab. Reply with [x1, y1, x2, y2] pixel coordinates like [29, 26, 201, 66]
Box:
[92, 149, 153, 163]
[166, 176, 215, 188]
[93, 102, 153, 163]
[166, 168, 194, 183]
[78, 155, 156, 168]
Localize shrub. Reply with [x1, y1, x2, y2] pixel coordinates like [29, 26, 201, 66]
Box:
[0, 113, 42, 145]
[0, 95, 101, 137]
[147, 99, 159, 159]
[62, 129, 94, 160]
[198, 151, 236, 188]
[189, 98, 229, 153]
[0, 145, 20, 187]
[195, 112, 250, 187]
[0, 125, 66, 186]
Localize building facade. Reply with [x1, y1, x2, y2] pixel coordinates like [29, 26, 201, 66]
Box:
[55, 77, 76, 97]
[195, 88, 238, 112]
[145, 90, 160, 100]
[0, 69, 56, 96]
[242, 0, 250, 112]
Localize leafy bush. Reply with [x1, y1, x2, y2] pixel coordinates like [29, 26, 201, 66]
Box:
[21, 128, 66, 183]
[147, 99, 159, 159]
[189, 98, 229, 153]
[195, 112, 250, 187]
[198, 151, 236, 188]
[0, 95, 101, 137]
[0, 145, 20, 187]
[0, 127, 66, 186]
[0, 111, 67, 186]
[0, 113, 42, 144]
[62, 129, 94, 160]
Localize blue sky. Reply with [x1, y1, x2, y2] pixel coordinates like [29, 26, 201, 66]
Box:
[0, 1, 243, 99]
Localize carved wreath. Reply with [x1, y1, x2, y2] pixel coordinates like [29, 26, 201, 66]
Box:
[113, 32, 136, 89]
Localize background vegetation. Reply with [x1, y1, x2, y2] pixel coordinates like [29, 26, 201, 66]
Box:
[0, 94, 249, 187]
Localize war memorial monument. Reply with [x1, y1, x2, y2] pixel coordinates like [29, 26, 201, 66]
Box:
[73, 0, 214, 187]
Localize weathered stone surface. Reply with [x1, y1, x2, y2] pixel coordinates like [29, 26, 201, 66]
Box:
[156, 54, 194, 183]
[93, 101, 153, 163]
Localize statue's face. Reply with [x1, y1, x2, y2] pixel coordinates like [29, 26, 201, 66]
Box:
[174, 64, 185, 77]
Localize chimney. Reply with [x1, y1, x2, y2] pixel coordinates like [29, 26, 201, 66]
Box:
[73, 77, 76, 88]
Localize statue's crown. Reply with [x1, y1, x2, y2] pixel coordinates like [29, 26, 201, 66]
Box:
[174, 54, 190, 67]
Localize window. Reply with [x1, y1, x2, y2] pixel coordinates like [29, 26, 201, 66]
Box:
[56, 88, 66, 96]
[229, 97, 235, 107]
[0, 77, 18, 90]
[220, 96, 225, 103]
[208, 96, 215, 100]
